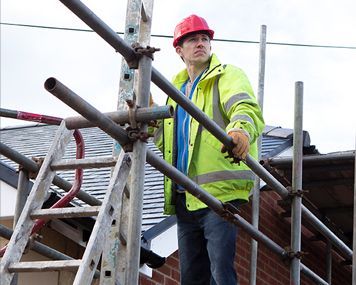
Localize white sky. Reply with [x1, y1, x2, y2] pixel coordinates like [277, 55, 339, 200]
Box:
[1, 0, 356, 154]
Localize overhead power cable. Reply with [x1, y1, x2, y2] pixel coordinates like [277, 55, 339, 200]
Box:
[1, 22, 356, 50]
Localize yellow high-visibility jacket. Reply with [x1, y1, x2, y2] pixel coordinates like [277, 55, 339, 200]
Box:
[154, 53, 265, 215]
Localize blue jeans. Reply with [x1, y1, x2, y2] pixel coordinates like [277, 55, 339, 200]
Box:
[175, 193, 239, 285]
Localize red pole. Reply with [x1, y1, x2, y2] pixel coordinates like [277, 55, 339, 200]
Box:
[0, 109, 85, 256]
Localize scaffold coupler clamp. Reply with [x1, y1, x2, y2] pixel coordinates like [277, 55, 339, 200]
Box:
[24, 233, 43, 254]
[284, 246, 307, 261]
[123, 98, 150, 152]
[22, 156, 44, 179]
[127, 98, 138, 129]
[126, 127, 150, 143]
[127, 43, 160, 69]
[286, 186, 308, 198]
[17, 164, 30, 178]
[220, 201, 240, 222]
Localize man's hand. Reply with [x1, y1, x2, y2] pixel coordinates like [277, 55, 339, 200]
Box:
[149, 93, 154, 107]
[221, 130, 250, 160]
[149, 93, 158, 107]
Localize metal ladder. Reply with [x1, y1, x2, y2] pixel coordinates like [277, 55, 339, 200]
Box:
[0, 0, 155, 284]
[0, 121, 132, 285]
[100, 0, 155, 284]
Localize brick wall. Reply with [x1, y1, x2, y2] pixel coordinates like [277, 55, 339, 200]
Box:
[140, 191, 352, 285]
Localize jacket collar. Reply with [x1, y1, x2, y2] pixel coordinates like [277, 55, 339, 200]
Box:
[172, 53, 223, 87]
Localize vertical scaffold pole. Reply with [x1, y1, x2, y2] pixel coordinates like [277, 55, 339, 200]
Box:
[12, 168, 31, 285]
[290, 81, 304, 284]
[249, 24, 266, 285]
[13, 170, 31, 228]
[326, 240, 332, 284]
[353, 136, 356, 285]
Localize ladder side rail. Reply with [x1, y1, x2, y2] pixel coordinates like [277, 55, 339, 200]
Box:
[116, 187, 130, 280]
[101, 0, 141, 283]
[73, 151, 131, 285]
[0, 122, 73, 285]
[125, 1, 154, 283]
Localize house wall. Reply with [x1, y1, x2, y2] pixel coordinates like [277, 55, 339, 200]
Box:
[0, 219, 59, 284]
[0, 181, 17, 218]
[141, 224, 178, 277]
[139, 191, 352, 285]
[0, 218, 99, 285]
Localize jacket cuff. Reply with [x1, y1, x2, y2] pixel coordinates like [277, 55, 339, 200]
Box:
[227, 128, 251, 142]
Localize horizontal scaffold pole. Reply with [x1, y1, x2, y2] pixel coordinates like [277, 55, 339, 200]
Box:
[0, 107, 173, 130]
[265, 151, 355, 168]
[58, 0, 352, 262]
[44, 77, 329, 285]
[64, 106, 173, 129]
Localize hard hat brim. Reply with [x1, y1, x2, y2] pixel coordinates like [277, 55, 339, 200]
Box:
[173, 29, 214, 47]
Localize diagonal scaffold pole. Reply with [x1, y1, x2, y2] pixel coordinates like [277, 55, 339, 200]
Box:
[45, 77, 331, 285]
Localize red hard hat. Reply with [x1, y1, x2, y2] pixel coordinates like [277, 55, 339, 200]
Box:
[173, 14, 214, 48]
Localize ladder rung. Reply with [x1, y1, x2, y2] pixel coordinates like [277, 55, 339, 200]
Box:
[8, 260, 82, 272]
[51, 156, 117, 170]
[30, 206, 101, 219]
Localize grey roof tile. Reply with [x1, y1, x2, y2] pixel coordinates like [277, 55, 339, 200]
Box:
[1, 124, 291, 236]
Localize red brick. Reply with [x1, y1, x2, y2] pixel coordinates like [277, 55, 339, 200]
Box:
[171, 269, 180, 281]
[139, 190, 352, 285]
[166, 255, 179, 269]
[157, 263, 171, 277]
[152, 270, 164, 284]
[139, 275, 155, 285]
[164, 276, 179, 285]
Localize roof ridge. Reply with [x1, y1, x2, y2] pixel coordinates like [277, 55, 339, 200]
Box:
[0, 123, 51, 131]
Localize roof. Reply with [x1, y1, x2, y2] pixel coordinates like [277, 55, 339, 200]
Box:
[262, 151, 355, 248]
[0, 123, 297, 239]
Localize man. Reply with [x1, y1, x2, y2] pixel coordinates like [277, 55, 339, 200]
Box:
[154, 14, 265, 285]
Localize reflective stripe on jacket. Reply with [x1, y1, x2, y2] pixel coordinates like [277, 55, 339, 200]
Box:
[154, 53, 265, 215]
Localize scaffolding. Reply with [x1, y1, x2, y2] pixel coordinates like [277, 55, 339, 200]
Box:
[0, 0, 354, 284]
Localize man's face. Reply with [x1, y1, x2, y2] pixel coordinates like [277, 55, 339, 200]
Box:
[175, 33, 211, 66]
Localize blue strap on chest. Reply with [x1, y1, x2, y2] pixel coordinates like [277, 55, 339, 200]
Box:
[176, 71, 205, 185]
